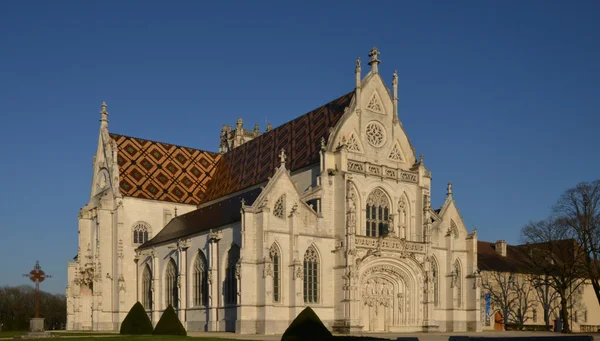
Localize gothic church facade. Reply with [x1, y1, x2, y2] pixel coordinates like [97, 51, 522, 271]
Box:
[66, 48, 481, 334]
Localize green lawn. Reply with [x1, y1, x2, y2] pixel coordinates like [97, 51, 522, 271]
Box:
[0, 335, 263, 341]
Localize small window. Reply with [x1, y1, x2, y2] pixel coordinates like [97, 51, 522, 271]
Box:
[133, 222, 150, 244]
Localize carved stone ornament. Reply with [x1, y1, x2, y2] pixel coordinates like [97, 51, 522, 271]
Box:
[263, 263, 273, 278]
[366, 121, 385, 147]
[294, 264, 303, 280]
[207, 270, 213, 285]
[235, 261, 241, 279]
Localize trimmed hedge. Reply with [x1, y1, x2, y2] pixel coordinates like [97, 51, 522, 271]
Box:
[119, 301, 153, 335]
[152, 304, 187, 336]
[282, 306, 332, 341]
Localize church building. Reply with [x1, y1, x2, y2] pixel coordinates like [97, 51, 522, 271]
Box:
[66, 47, 481, 334]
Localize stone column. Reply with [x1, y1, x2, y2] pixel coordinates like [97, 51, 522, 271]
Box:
[208, 230, 222, 332]
[151, 250, 159, 324]
[179, 240, 190, 325]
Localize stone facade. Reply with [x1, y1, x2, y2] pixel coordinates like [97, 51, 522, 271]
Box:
[67, 48, 482, 334]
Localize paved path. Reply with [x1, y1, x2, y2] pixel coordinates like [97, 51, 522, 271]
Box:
[187, 330, 600, 340]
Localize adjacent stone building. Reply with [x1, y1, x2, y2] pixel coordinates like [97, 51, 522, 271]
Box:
[66, 47, 483, 333]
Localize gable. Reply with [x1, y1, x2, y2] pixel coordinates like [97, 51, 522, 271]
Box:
[202, 91, 354, 203]
[111, 133, 221, 205]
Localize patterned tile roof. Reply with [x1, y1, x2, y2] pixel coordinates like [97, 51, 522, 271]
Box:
[203, 91, 354, 202]
[111, 133, 222, 205]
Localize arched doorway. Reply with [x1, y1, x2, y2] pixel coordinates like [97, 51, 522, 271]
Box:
[494, 311, 504, 331]
[361, 277, 397, 332]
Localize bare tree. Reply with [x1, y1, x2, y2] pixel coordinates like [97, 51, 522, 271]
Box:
[481, 270, 517, 330]
[553, 179, 600, 306]
[512, 274, 537, 327]
[521, 218, 588, 333]
[531, 273, 560, 328]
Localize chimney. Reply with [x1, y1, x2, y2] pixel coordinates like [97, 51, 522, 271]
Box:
[495, 240, 507, 257]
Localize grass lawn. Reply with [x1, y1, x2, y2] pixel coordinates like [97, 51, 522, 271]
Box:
[1, 335, 263, 341]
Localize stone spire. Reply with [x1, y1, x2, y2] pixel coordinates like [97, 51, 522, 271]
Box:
[368, 47, 381, 74]
[266, 123, 273, 132]
[253, 124, 260, 137]
[100, 102, 109, 128]
[355, 56, 362, 110]
[392, 70, 399, 124]
[447, 182, 453, 199]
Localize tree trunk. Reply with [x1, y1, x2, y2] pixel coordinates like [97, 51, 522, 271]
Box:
[503, 308, 509, 330]
[592, 278, 600, 307]
[560, 295, 570, 333]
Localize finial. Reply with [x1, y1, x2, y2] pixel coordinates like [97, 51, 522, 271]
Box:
[356, 57, 361, 72]
[266, 123, 272, 132]
[236, 117, 243, 128]
[253, 124, 260, 137]
[447, 182, 453, 197]
[241, 198, 246, 206]
[368, 47, 381, 73]
[100, 102, 109, 126]
[320, 137, 326, 151]
[392, 70, 398, 86]
[392, 70, 399, 124]
[420, 154, 424, 163]
[279, 148, 287, 165]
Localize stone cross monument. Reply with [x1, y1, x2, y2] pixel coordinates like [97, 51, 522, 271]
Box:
[22, 261, 52, 335]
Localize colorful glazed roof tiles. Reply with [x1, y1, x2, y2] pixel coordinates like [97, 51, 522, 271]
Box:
[203, 91, 354, 202]
[111, 133, 221, 205]
[111, 90, 354, 206]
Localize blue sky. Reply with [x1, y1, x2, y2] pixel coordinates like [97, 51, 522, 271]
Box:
[1, 0, 598, 294]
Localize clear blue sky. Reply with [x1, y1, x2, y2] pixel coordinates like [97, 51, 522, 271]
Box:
[1, 0, 598, 294]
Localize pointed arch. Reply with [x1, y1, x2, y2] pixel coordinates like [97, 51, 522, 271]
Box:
[225, 243, 240, 305]
[132, 221, 151, 245]
[193, 250, 208, 306]
[450, 220, 459, 239]
[365, 188, 391, 237]
[303, 244, 320, 304]
[165, 258, 178, 309]
[269, 242, 282, 303]
[142, 264, 152, 310]
[453, 259, 462, 308]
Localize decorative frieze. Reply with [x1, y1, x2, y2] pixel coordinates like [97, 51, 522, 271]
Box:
[347, 160, 418, 184]
[355, 235, 425, 253]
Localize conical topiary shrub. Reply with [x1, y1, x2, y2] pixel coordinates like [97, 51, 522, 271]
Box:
[281, 306, 333, 341]
[120, 301, 153, 335]
[152, 304, 187, 336]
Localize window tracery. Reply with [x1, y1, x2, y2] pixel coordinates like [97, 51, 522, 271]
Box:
[142, 265, 152, 310]
[225, 244, 240, 305]
[269, 244, 281, 302]
[133, 222, 150, 245]
[303, 246, 319, 303]
[388, 143, 403, 161]
[165, 259, 178, 309]
[346, 133, 362, 152]
[366, 122, 385, 147]
[366, 92, 383, 113]
[273, 195, 285, 219]
[366, 188, 390, 237]
[398, 196, 409, 239]
[193, 251, 208, 306]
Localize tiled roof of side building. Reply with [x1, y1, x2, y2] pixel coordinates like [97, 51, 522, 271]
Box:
[203, 91, 354, 202]
[138, 187, 262, 249]
[477, 240, 535, 273]
[111, 133, 222, 205]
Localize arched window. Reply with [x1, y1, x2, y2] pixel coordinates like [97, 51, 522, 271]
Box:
[225, 244, 240, 305]
[142, 264, 152, 310]
[165, 259, 178, 309]
[303, 246, 319, 303]
[270, 244, 281, 303]
[366, 188, 390, 237]
[454, 260, 462, 308]
[431, 260, 439, 307]
[133, 222, 150, 244]
[193, 251, 208, 307]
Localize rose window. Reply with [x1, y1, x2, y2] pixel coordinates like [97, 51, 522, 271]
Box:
[366, 122, 385, 147]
